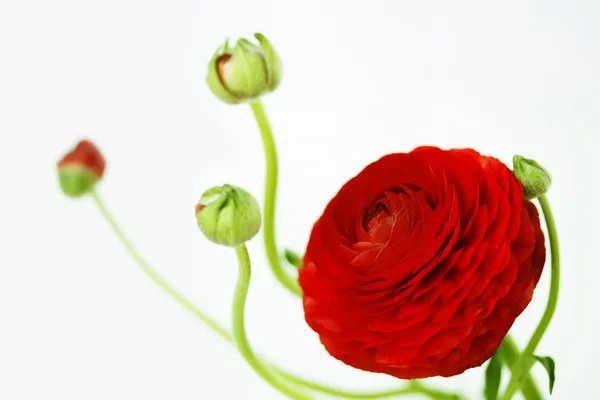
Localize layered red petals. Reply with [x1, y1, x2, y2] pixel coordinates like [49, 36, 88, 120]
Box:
[299, 147, 545, 379]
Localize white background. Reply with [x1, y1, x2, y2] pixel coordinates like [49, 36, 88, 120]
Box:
[1, 1, 598, 399]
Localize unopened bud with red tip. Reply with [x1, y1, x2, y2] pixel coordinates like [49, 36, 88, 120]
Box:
[206, 33, 282, 104]
[57, 140, 106, 198]
[513, 155, 551, 199]
[195, 184, 261, 247]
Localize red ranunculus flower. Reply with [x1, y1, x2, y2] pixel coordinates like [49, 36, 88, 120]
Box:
[299, 147, 546, 379]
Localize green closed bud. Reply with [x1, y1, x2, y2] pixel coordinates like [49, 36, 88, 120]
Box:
[206, 33, 282, 104]
[195, 184, 261, 247]
[513, 155, 551, 199]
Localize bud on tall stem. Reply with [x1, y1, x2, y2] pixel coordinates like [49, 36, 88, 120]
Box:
[206, 33, 282, 104]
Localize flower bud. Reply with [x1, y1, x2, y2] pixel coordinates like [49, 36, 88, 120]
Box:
[206, 33, 282, 104]
[195, 184, 261, 246]
[57, 140, 106, 198]
[513, 155, 551, 199]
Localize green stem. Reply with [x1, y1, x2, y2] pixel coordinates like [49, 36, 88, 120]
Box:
[502, 195, 560, 400]
[250, 100, 302, 296]
[234, 244, 313, 400]
[90, 190, 231, 341]
[497, 336, 543, 400]
[90, 190, 461, 400]
[270, 366, 463, 400]
[409, 381, 462, 400]
[274, 372, 460, 400]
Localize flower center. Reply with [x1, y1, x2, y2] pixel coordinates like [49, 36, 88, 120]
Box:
[363, 202, 392, 243]
[362, 192, 413, 244]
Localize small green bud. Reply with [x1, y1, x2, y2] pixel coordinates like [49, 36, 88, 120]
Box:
[513, 155, 551, 199]
[206, 33, 282, 104]
[195, 184, 261, 246]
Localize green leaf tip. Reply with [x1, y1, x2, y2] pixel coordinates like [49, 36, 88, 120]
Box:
[284, 249, 303, 268]
[484, 353, 502, 400]
[534, 355, 556, 394]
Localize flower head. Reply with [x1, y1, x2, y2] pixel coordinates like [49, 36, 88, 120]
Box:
[299, 147, 546, 379]
[57, 140, 106, 197]
[206, 33, 282, 104]
[195, 184, 261, 247]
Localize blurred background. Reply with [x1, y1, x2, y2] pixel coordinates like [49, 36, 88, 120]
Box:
[0, 1, 598, 399]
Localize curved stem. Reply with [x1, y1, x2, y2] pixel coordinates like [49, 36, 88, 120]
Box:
[90, 190, 461, 400]
[90, 190, 231, 341]
[275, 370, 461, 400]
[502, 195, 560, 400]
[250, 100, 302, 296]
[234, 244, 313, 399]
[409, 381, 462, 400]
[497, 336, 543, 400]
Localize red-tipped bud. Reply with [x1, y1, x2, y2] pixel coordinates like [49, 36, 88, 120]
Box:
[57, 140, 106, 198]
